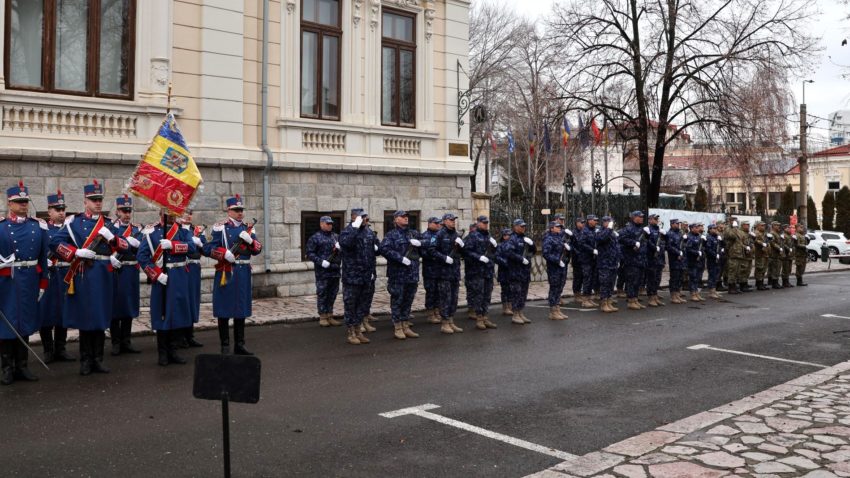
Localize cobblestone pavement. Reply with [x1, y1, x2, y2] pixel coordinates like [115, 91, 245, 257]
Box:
[526, 360, 850, 478]
[42, 259, 850, 344]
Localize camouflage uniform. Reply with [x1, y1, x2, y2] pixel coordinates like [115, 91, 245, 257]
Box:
[780, 225, 794, 288]
[794, 228, 808, 286]
[767, 222, 783, 289]
[753, 223, 769, 290]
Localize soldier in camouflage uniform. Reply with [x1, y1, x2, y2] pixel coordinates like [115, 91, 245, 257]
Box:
[781, 224, 795, 288]
[794, 224, 808, 286]
[542, 221, 569, 320]
[462, 216, 498, 329]
[429, 213, 465, 334]
[306, 216, 343, 327]
[597, 216, 620, 312]
[716, 221, 728, 291]
[753, 221, 770, 290]
[570, 218, 586, 304]
[338, 208, 376, 345]
[645, 214, 666, 307]
[739, 221, 754, 292]
[495, 228, 512, 316]
[722, 218, 743, 294]
[505, 219, 537, 324]
[767, 221, 783, 289]
[666, 219, 686, 303]
[379, 210, 422, 340]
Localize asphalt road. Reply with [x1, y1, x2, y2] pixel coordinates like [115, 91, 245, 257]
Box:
[2, 271, 850, 478]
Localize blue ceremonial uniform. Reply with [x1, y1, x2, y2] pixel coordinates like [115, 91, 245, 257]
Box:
[504, 232, 536, 312]
[618, 222, 648, 299]
[380, 226, 421, 324]
[184, 224, 206, 324]
[542, 232, 568, 307]
[138, 224, 197, 330]
[38, 222, 67, 329]
[429, 226, 463, 319]
[0, 216, 49, 339]
[595, 227, 619, 300]
[462, 229, 497, 315]
[110, 221, 141, 320]
[306, 230, 341, 316]
[666, 227, 685, 292]
[339, 222, 378, 327]
[205, 219, 261, 319]
[706, 233, 721, 289]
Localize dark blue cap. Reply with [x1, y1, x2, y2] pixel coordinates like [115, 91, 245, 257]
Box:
[7, 181, 29, 202]
[442, 213, 457, 221]
[630, 210, 644, 218]
[575, 217, 586, 224]
[586, 214, 598, 221]
[47, 189, 65, 208]
[512, 218, 527, 226]
[226, 194, 244, 209]
[549, 221, 562, 228]
[501, 228, 511, 236]
[393, 210, 408, 217]
[554, 213, 565, 220]
[351, 208, 364, 216]
[320, 216, 334, 224]
[601, 215, 613, 222]
[670, 219, 680, 225]
[708, 224, 717, 230]
[428, 216, 441, 224]
[116, 194, 133, 209]
[84, 180, 104, 199]
[476, 215, 489, 224]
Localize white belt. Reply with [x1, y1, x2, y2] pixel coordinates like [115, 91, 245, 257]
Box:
[188, 259, 201, 265]
[13, 260, 38, 267]
[56, 262, 71, 267]
[94, 255, 112, 261]
[120, 260, 138, 266]
[165, 260, 188, 268]
[234, 260, 252, 265]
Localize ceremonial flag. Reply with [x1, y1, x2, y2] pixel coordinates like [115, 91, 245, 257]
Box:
[561, 117, 571, 146]
[528, 127, 536, 156]
[487, 130, 497, 151]
[578, 116, 589, 149]
[590, 118, 602, 145]
[543, 123, 552, 154]
[129, 113, 203, 216]
[507, 128, 516, 153]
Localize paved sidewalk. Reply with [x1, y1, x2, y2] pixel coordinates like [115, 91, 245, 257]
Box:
[526, 360, 850, 478]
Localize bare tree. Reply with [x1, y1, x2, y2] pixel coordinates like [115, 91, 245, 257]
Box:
[549, 0, 818, 207]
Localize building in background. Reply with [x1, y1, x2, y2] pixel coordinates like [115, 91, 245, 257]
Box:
[0, 0, 472, 299]
[828, 110, 850, 146]
[809, 144, 850, 222]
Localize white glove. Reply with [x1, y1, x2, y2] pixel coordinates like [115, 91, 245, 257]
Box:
[564, 243, 571, 251]
[780, 234, 785, 239]
[745, 246, 751, 252]
[608, 222, 614, 230]
[702, 234, 707, 240]
[98, 227, 115, 242]
[613, 231, 619, 238]
[374, 244, 379, 252]
[445, 256, 454, 265]
[352, 216, 363, 228]
[565, 229, 573, 236]
[660, 229, 667, 236]
[643, 226, 650, 234]
[721, 248, 725, 253]
[38, 289, 45, 301]
[489, 237, 498, 247]
[762, 242, 768, 248]
[479, 256, 490, 263]
[559, 260, 566, 268]
[321, 260, 330, 269]
[749, 232, 756, 237]
[239, 231, 253, 243]
[126, 236, 140, 248]
[732, 221, 739, 227]
[191, 236, 203, 247]
[157, 273, 168, 286]
[767, 233, 773, 239]
[657, 246, 661, 252]
[160, 239, 173, 250]
[522, 258, 529, 265]
[679, 251, 684, 257]
[593, 249, 599, 256]
[410, 239, 422, 247]
[455, 237, 465, 247]
[334, 242, 340, 250]
[402, 257, 412, 266]
[224, 250, 236, 263]
[698, 251, 702, 257]
[110, 256, 122, 269]
[634, 241, 641, 248]
[716, 254, 720, 260]
[523, 237, 533, 246]
[75, 248, 96, 259]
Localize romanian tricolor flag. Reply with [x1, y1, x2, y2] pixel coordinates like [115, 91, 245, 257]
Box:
[561, 117, 571, 146]
[129, 113, 202, 216]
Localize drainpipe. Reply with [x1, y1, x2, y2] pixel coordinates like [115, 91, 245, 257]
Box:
[261, 0, 273, 273]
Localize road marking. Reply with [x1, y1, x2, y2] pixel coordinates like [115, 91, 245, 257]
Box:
[379, 403, 577, 461]
[822, 314, 850, 320]
[526, 305, 593, 312]
[687, 344, 828, 368]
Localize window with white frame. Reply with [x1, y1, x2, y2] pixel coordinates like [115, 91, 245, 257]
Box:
[381, 8, 416, 128]
[300, 0, 341, 121]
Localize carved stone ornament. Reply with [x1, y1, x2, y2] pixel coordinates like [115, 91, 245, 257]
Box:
[150, 57, 169, 91]
[354, 0, 363, 26]
[286, 0, 296, 14]
[370, 0, 381, 31]
[425, 1, 435, 41]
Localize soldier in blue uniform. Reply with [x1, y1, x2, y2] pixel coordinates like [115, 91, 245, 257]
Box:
[428, 213, 465, 334]
[570, 218, 585, 305]
[138, 212, 198, 365]
[204, 195, 262, 355]
[618, 211, 648, 310]
[462, 215, 498, 330]
[705, 224, 722, 299]
[359, 218, 382, 335]
[380, 210, 422, 339]
[463, 222, 479, 322]
[504, 219, 536, 325]
[51, 180, 130, 376]
[665, 219, 686, 304]
[542, 221, 569, 320]
[109, 195, 142, 356]
[338, 208, 376, 345]
[306, 216, 343, 328]
[685, 222, 707, 302]
[575, 215, 599, 308]
[38, 190, 75, 364]
[179, 209, 205, 348]
[1, 182, 49, 385]
[495, 228, 512, 317]
[420, 217, 442, 324]
[596, 216, 620, 312]
[645, 214, 666, 307]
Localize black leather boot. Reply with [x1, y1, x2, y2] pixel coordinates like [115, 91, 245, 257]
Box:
[54, 327, 75, 362]
[784, 277, 794, 288]
[40, 326, 55, 364]
[14, 340, 38, 382]
[797, 276, 807, 286]
[740, 282, 752, 293]
[716, 281, 728, 292]
[185, 327, 203, 348]
[233, 319, 253, 356]
[156, 331, 169, 366]
[110, 319, 122, 356]
[218, 319, 230, 354]
[79, 332, 93, 376]
[1, 340, 15, 385]
[91, 332, 110, 374]
[120, 318, 141, 354]
[772, 279, 783, 289]
[167, 330, 187, 365]
[727, 283, 739, 294]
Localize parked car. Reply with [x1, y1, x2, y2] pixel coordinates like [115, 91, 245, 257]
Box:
[806, 230, 850, 262]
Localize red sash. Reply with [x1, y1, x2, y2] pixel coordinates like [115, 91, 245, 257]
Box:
[64, 215, 106, 287]
[152, 222, 180, 265]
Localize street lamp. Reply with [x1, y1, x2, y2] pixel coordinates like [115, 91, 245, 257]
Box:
[802, 79, 814, 105]
[564, 170, 575, 219]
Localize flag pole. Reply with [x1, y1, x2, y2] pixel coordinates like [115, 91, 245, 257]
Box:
[167, 82, 173, 115]
[508, 150, 512, 208]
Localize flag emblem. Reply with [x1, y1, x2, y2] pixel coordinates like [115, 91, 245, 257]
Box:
[161, 147, 189, 174]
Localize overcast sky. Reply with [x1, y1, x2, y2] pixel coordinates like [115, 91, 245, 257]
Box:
[484, 0, 850, 149]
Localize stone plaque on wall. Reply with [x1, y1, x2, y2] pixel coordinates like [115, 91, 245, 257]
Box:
[448, 143, 469, 156]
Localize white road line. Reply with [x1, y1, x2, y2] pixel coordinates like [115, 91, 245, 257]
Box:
[687, 344, 828, 368]
[379, 403, 577, 461]
[525, 305, 593, 312]
[822, 314, 850, 320]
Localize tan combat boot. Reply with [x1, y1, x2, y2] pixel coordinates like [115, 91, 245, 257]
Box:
[393, 322, 406, 340]
[502, 304, 514, 316]
[655, 295, 666, 306]
[511, 312, 525, 324]
[319, 314, 330, 327]
[608, 298, 619, 312]
[617, 290, 627, 299]
[440, 320, 454, 334]
[346, 327, 361, 345]
[476, 316, 487, 330]
[549, 307, 561, 321]
[690, 292, 700, 302]
[708, 288, 721, 299]
[647, 295, 659, 307]
[428, 309, 441, 324]
[402, 321, 419, 338]
[468, 308, 477, 321]
[449, 318, 464, 333]
[354, 326, 370, 344]
[637, 298, 647, 309]
[482, 315, 498, 329]
[628, 298, 642, 310]
[328, 315, 343, 326]
[557, 307, 568, 320]
[362, 316, 377, 333]
[600, 299, 612, 313]
[697, 291, 706, 302]
[521, 310, 532, 324]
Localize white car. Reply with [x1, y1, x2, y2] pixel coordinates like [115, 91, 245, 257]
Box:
[806, 230, 850, 261]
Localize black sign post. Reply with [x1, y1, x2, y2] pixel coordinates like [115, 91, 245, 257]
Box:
[193, 354, 261, 478]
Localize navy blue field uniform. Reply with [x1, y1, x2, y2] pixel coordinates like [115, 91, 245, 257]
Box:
[570, 225, 584, 297]
[706, 232, 721, 290]
[495, 234, 511, 309]
[504, 232, 536, 315]
[462, 228, 497, 319]
[420, 227, 440, 315]
[338, 220, 378, 330]
[429, 226, 463, 321]
[542, 231, 568, 307]
[596, 227, 619, 301]
[380, 225, 421, 326]
[618, 221, 648, 301]
[666, 226, 685, 293]
[685, 231, 705, 293]
[306, 229, 341, 319]
[644, 224, 663, 299]
[575, 226, 598, 297]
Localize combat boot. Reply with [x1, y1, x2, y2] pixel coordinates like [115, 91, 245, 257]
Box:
[739, 282, 752, 293]
[580, 298, 595, 309]
[362, 316, 377, 333]
[346, 326, 361, 345]
[233, 320, 254, 355]
[697, 291, 706, 302]
[328, 315, 343, 327]
[79, 332, 93, 376]
[796, 276, 807, 286]
[637, 298, 647, 309]
[716, 281, 728, 292]
[557, 307, 568, 320]
[675, 292, 689, 303]
[549, 307, 561, 321]
[772, 279, 783, 290]
[617, 290, 627, 299]
[319, 314, 331, 327]
[354, 326, 370, 344]
[110, 319, 122, 356]
[756, 280, 767, 291]
[482, 315, 498, 329]
[429, 309, 442, 324]
[393, 322, 406, 340]
[218, 318, 231, 354]
[727, 283, 739, 295]
[468, 308, 477, 321]
[185, 328, 204, 348]
[440, 320, 455, 334]
[655, 295, 666, 306]
[402, 321, 419, 338]
[511, 312, 524, 325]
[91, 332, 110, 374]
[783, 278, 793, 288]
[647, 295, 659, 307]
[608, 298, 620, 312]
[627, 298, 642, 310]
[708, 288, 721, 300]
[600, 299, 614, 313]
[690, 292, 700, 302]
[120, 318, 141, 354]
[449, 318, 464, 333]
[501, 304, 513, 316]
[522, 310, 532, 324]
[1, 341, 15, 385]
[54, 328, 75, 362]
[476, 316, 488, 330]
[40, 327, 55, 364]
[156, 331, 169, 366]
